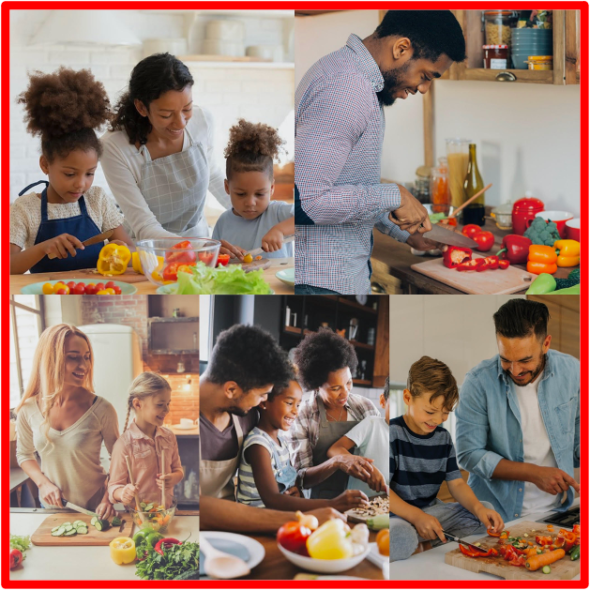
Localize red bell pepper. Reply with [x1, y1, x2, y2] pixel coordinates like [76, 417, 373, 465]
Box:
[457, 258, 485, 272]
[459, 544, 498, 558]
[535, 535, 553, 546]
[462, 224, 483, 239]
[162, 262, 183, 282]
[477, 255, 500, 272]
[497, 235, 532, 265]
[216, 253, 230, 267]
[498, 259, 510, 270]
[198, 251, 216, 266]
[443, 246, 473, 269]
[165, 241, 197, 265]
[472, 230, 495, 252]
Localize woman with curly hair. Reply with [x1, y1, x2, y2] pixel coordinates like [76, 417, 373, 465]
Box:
[288, 328, 382, 500]
[15, 324, 119, 518]
[101, 53, 241, 258]
[211, 119, 294, 258]
[10, 68, 133, 274]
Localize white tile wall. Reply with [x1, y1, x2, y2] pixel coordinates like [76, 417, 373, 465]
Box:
[9, 10, 294, 206]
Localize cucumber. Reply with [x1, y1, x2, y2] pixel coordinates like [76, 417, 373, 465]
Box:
[90, 516, 98, 526]
[571, 545, 580, 561]
[76, 527, 88, 534]
[112, 515, 122, 526]
[542, 565, 551, 574]
[51, 526, 61, 533]
[366, 513, 389, 530]
[64, 529, 77, 536]
[51, 529, 63, 537]
[63, 524, 73, 532]
[95, 519, 110, 531]
[73, 520, 85, 527]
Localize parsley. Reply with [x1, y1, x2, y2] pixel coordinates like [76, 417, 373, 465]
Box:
[135, 542, 200, 580]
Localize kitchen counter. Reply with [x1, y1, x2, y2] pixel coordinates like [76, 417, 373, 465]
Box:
[389, 499, 580, 581]
[9, 511, 199, 581]
[9, 262, 294, 295]
[371, 219, 573, 295]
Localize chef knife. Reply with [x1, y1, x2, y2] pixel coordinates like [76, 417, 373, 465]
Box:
[421, 224, 479, 249]
[118, 519, 126, 533]
[443, 531, 489, 553]
[61, 498, 99, 519]
[247, 235, 295, 258]
[47, 229, 115, 259]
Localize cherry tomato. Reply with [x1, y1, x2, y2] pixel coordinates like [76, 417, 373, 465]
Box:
[73, 284, 86, 295]
[67, 281, 76, 290]
[55, 288, 68, 295]
[105, 281, 116, 289]
[85, 285, 97, 295]
[113, 286, 122, 295]
[216, 253, 231, 267]
[95, 283, 105, 292]
[76, 282, 86, 290]
[42, 283, 55, 295]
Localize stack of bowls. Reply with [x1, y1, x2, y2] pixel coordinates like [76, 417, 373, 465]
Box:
[511, 28, 553, 69]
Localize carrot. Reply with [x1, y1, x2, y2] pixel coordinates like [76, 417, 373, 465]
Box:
[525, 549, 565, 571]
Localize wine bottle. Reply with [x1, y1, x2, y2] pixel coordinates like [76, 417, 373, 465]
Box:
[463, 143, 485, 226]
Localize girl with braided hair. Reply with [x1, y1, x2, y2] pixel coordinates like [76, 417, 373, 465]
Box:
[108, 372, 183, 508]
[212, 119, 294, 259]
[10, 68, 132, 274]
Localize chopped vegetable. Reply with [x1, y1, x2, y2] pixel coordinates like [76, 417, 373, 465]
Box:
[457, 258, 485, 272]
[110, 537, 136, 565]
[164, 241, 197, 265]
[443, 246, 472, 269]
[216, 253, 230, 267]
[542, 565, 551, 574]
[112, 515, 122, 527]
[524, 217, 561, 246]
[366, 513, 390, 530]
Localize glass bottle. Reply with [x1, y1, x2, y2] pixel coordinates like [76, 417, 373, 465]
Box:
[445, 138, 470, 208]
[430, 157, 451, 215]
[462, 143, 485, 226]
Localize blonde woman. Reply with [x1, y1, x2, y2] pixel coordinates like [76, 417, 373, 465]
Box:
[16, 324, 119, 518]
[108, 373, 183, 508]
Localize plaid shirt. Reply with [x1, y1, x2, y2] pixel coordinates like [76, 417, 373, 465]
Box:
[285, 391, 381, 475]
[295, 34, 409, 294]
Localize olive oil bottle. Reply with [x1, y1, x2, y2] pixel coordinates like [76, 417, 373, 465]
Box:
[462, 143, 485, 226]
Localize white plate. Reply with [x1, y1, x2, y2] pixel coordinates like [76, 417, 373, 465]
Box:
[200, 531, 265, 578]
[275, 267, 294, 286]
[279, 542, 371, 574]
[21, 278, 137, 295]
[366, 542, 388, 569]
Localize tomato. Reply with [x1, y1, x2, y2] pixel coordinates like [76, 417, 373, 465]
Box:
[462, 224, 482, 239]
[55, 287, 69, 295]
[162, 262, 183, 282]
[85, 285, 97, 295]
[73, 284, 86, 295]
[277, 521, 312, 556]
[243, 253, 253, 264]
[472, 230, 495, 252]
[105, 281, 116, 289]
[42, 283, 55, 295]
[66, 281, 76, 290]
[165, 241, 197, 265]
[113, 286, 122, 295]
[95, 283, 105, 292]
[9, 548, 23, 570]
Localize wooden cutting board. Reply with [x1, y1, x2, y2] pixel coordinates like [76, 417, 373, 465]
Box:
[31, 513, 133, 546]
[346, 494, 389, 526]
[41, 268, 147, 284]
[444, 521, 580, 580]
[411, 254, 536, 295]
[229, 258, 271, 273]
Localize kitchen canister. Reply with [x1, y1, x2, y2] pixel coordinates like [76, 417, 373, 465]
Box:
[142, 38, 188, 59]
[246, 45, 284, 62]
[205, 19, 245, 41]
[511, 194, 545, 235]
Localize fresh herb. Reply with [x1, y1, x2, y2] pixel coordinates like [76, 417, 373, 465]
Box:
[135, 541, 199, 580]
[10, 535, 31, 557]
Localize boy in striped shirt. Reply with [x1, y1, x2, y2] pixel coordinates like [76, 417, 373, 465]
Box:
[389, 356, 504, 560]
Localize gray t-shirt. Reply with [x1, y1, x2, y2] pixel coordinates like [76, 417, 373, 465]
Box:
[200, 410, 258, 462]
[212, 201, 294, 258]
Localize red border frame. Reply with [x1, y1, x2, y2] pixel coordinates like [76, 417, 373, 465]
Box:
[1, 2, 588, 588]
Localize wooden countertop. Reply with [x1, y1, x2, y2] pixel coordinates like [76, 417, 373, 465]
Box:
[371, 219, 573, 295]
[9, 263, 294, 295]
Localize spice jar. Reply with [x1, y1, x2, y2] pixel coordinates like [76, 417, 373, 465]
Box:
[483, 45, 509, 69]
[483, 10, 519, 48]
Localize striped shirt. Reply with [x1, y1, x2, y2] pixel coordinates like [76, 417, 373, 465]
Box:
[295, 33, 410, 294]
[390, 415, 462, 509]
[286, 391, 381, 474]
[237, 427, 292, 507]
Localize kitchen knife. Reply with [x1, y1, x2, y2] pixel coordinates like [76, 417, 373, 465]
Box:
[118, 519, 126, 533]
[443, 531, 488, 553]
[247, 235, 295, 257]
[47, 229, 114, 259]
[421, 224, 479, 249]
[61, 498, 99, 519]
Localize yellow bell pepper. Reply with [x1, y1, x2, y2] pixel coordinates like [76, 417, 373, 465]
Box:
[109, 537, 136, 565]
[306, 519, 353, 560]
[132, 251, 164, 275]
[554, 239, 580, 267]
[97, 244, 131, 276]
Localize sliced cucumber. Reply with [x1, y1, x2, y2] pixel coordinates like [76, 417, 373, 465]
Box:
[64, 525, 74, 532]
[542, 565, 551, 574]
[144, 503, 154, 511]
[94, 519, 110, 531]
[76, 527, 88, 534]
[51, 529, 63, 537]
[64, 529, 77, 536]
[90, 516, 98, 526]
[73, 520, 85, 527]
[51, 526, 61, 533]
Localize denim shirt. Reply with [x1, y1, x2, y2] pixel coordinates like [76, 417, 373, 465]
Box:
[455, 349, 580, 522]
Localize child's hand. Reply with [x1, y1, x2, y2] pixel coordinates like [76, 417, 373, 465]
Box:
[411, 511, 446, 543]
[335, 455, 374, 482]
[261, 227, 284, 253]
[366, 467, 387, 493]
[475, 504, 504, 534]
[332, 489, 369, 512]
[95, 500, 115, 520]
[119, 484, 138, 506]
[42, 233, 84, 259]
[283, 485, 302, 497]
[156, 473, 175, 490]
[219, 240, 247, 260]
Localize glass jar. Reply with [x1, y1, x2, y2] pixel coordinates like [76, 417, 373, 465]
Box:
[483, 45, 509, 69]
[430, 158, 451, 215]
[445, 138, 470, 208]
[414, 165, 431, 204]
[527, 55, 553, 70]
[484, 10, 519, 48]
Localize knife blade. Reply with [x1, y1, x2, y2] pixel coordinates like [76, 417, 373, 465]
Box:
[443, 531, 488, 553]
[47, 229, 114, 259]
[62, 498, 99, 519]
[118, 519, 126, 533]
[248, 235, 295, 257]
[421, 224, 478, 249]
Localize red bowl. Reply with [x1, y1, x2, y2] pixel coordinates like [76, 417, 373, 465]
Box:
[565, 218, 580, 242]
[535, 211, 574, 239]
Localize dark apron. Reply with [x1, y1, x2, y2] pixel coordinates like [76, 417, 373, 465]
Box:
[310, 396, 361, 499]
[20, 181, 104, 273]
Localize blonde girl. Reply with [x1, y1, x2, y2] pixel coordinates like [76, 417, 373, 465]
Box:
[16, 324, 119, 517]
[108, 372, 183, 508]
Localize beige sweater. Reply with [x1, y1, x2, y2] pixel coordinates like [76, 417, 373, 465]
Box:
[16, 396, 119, 509]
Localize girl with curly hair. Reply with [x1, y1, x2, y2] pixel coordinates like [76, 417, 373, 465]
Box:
[10, 68, 132, 274]
[287, 329, 381, 500]
[211, 119, 294, 258]
[101, 53, 241, 258]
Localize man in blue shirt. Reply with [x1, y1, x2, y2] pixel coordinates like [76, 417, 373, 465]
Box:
[295, 11, 467, 294]
[456, 299, 580, 523]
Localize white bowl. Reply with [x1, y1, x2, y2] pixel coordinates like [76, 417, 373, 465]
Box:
[278, 543, 371, 574]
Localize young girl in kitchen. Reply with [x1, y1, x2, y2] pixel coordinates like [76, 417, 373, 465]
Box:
[212, 119, 294, 259]
[10, 67, 133, 274]
[108, 372, 183, 509]
[236, 378, 366, 512]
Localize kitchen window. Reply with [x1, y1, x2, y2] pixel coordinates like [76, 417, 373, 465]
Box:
[10, 295, 45, 409]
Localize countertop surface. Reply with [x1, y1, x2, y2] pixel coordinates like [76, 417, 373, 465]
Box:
[371, 219, 574, 295]
[10, 512, 199, 581]
[389, 499, 580, 581]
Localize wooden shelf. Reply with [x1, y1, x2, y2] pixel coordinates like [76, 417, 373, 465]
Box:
[350, 340, 375, 351]
[461, 68, 553, 85]
[353, 379, 372, 386]
[337, 298, 378, 315]
[284, 325, 302, 334]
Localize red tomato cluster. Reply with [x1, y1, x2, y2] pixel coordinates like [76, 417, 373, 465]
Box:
[461, 224, 495, 252]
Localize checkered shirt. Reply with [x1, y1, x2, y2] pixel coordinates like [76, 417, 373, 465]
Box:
[295, 34, 409, 294]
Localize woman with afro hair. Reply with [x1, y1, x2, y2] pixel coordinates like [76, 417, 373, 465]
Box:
[10, 68, 133, 274]
[287, 328, 382, 500]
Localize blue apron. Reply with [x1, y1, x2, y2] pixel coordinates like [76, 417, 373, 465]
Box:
[19, 181, 104, 273]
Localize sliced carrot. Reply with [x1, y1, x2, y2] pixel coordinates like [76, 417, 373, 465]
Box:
[525, 549, 565, 571]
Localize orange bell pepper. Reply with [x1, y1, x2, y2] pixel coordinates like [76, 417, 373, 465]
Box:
[527, 245, 557, 275]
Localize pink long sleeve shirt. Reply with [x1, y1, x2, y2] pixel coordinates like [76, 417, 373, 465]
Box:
[108, 421, 182, 507]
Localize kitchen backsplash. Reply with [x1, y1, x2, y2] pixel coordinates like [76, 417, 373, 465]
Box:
[160, 373, 199, 427]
